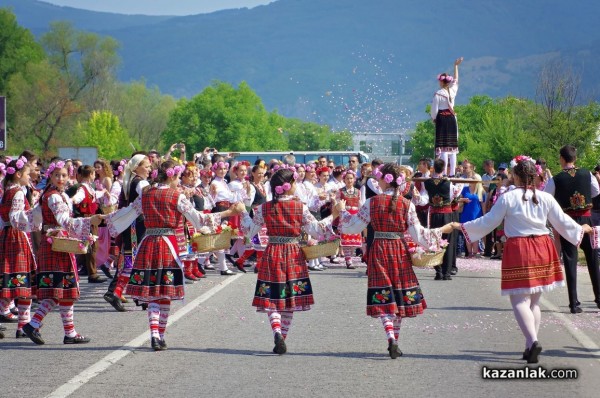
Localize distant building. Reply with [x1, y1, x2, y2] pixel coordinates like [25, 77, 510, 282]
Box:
[351, 129, 411, 165]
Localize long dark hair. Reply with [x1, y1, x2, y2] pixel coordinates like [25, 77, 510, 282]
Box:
[513, 160, 539, 205]
[379, 163, 404, 212]
[2, 159, 30, 197]
[269, 168, 295, 216]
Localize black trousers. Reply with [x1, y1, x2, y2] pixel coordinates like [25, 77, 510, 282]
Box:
[559, 215, 600, 308]
[430, 212, 456, 276]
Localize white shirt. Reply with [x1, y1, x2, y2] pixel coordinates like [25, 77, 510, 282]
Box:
[431, 80, 458, 120]
[543, 170, 600, 197]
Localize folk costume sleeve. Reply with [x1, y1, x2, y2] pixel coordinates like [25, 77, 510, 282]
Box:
[48, 193, 92, 239]
[241, 205, 265, 238]
[339, 199, 371, 234]
[460, 194, 508, 243]
[177, 193, 220, 231]
[105, 196, 144, 238]
[547, 197, 584, 246]
[301, 204, 333, 239]
[406, 202, 444, 247]
[9, 190, 41, 232]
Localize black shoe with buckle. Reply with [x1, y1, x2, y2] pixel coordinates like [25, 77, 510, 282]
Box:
[151, 337, 164, 351]
[16, 329, 26, 338]
[64, 334, 91, 344]
[273, 332, 287, 355]
[100, 264, 113, 279]
[104, 292, 126, 312]
[23, 323, 45, 345]
[88, 276, 107, 283]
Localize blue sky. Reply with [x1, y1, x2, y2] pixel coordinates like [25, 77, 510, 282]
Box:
[41, 0, 276, 15]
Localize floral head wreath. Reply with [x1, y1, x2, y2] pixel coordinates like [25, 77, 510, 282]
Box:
[45, 160, 66, 178]
[150, 169, 158, 180]
[114, 159, 127, 177]
[232, 160, 250, 172]
[437, 74, 454, 83]
[199, 169, 213, 178]
[6, 156, 28, 175]
[274, 182, 292, 195]
[272, 164, 299, 180]
[372, 166, 383, 179]
[211, 161, 229, 172]
[166, 165, 185, 178]
[383, 173, 405, 186]
[535, 164, 543, 177]
[0, 163, 5, 175]
[509, 155, 533, 169]
[342, 170, 356, 179]
[316, 166, 331, 176]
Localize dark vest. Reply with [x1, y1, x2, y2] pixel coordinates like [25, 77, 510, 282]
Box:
[424, 177, 451, 207]
[365, 177, 379, 199]
[119, 176, 146, 252]
[553, 168, 593, 211]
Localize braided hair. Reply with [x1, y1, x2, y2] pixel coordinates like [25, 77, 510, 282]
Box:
[379, 163, 404, 213]
[512, 159, 539, 205]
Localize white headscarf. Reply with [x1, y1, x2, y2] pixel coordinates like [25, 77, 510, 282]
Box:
[122, 154, 148, 201]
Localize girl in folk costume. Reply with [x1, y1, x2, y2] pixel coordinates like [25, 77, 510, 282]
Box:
[197, 169, 216, 271]
[210, 160, 249, 275]
[106, 160, 244, 350]
[71, 165, 106, 283]
[103, 155, 151, 312]
[231, 165, 268, 273]
[431, 57, 463, 177]
[225, 161, 252, 271]
[241, 168, 339, 355]
[0, 158, 39, 338]
[179, 163, 207, 281]
[94, 158, 115, 279]
[338, 163, 451, 359]
[448, 157, 594, 363]
[337, 170, 364, 269]
[23, 160, 104, 345]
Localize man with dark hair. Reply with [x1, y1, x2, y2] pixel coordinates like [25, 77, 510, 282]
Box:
[422, 158, 458, 280]
[481, 159, 497, 257]
[544, 144, 600, 313]
[413, 158, 432, 225]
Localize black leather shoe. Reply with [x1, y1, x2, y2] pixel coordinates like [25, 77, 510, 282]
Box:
[595, 299, 600, 309]
[104, 292, 126, 312]
[450, 267, 458, 275]
[100, 264, 113, 279]
[159, 339, 167, 350]
[434, 273, 443, 280]
[526, 341, 542, 363]
[23, 323, 45, 345]
[443, 275, 452, 281]
[88, 276, 107, 283]
[224, 254, 237, 265]
[151, 337, 164, 351]
[522, 347, 529, 360]
[64, 334, 91, 344]
[220, 269, 236, 276]
[273, 332, 287, 355]
[235, 263, 247, 273]
[16, 329, 26, 338]
[388, 340, 402, 359]
[570, 305, 583, 314]
[0, 314, 18, 323]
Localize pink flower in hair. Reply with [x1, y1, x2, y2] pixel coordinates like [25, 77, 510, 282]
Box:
[396, 175, 405, 185]
[166, 168, 175, 178]
[275, 186, 284, 195]
[6, 167, 16, 174]
[0, 163, 5, 174]
[383, 174, 394, 184]
[372, 167, 383, 179]
[535, 164, 543, 176]
[151, 169, 158, 179]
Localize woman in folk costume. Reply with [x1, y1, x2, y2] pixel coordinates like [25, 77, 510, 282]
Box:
[225, 161, 252, 271]
[337, 170, 364, 269]
[210, 160, 249, 275]
[106, 160, 244, 351]
[93, 158, 116, 279]
[431, 57, 463, 177]
[241, 167, 339, 355]
[448, 156, 594, 363]
[338, 163, 452, 359]
[103, 155, 151, 312]
[0, 158, 39, 338]
[23, 160, 104, 345]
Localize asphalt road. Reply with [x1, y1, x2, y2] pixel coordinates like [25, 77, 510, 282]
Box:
[1, 257, 599, 398]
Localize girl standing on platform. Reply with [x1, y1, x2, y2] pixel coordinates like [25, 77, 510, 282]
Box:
[23, 160, 104, 345]
[0, 157, 39, 338]
[106, 160, 244, 350]
[448, 156, 593, 363]
[241, 168, 339, 355]
[338, 163, 451, 359]
[431, 57, 463, 177]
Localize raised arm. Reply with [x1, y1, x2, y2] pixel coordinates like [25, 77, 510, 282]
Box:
[454, 57, 463, 82]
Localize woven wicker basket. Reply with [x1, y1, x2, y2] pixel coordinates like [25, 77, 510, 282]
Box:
[52, 237, 89, 255]
[301, 239, 340, 260]
[191, 230, 232, 253]
[411, 249, 445, 268]
[100, 204, 118, 214]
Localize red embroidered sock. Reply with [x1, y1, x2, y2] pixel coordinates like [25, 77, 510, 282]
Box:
[158, 299, 171, 339]
[17, 299, 32, 331]
[380, 315, 396, 342]
[30, 299, 58, 329]
[393, 317, 402, 341]
[268, 310, 282, 336]
[59, 301, 77, 338]
[281, 311, 294, 340]
[147, 302, 160, 339]
[236, 249, 255, 265]
[114, 272, 130, 297]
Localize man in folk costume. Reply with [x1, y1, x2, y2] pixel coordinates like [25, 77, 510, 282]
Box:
[544, 145, 600, 313]
[421, 158, 460, 280]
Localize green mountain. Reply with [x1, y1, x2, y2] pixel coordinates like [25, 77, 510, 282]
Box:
[3, 0, 600, 131]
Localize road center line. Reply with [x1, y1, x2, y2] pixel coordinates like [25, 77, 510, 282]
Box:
[46, 274, 243, 398]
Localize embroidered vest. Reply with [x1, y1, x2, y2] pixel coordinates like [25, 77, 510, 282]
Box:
[553, 168, 592, 211]
[424, 177, 451, 207]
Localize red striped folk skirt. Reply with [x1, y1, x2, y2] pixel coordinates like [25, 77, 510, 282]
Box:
[36, 236, 79, 300]
[0, 227, 37, 299]
[252, 243, 314, 312]
[500, 235, 564, 296]
[366, 238, 426, 318]
[125, 235, 185, 301]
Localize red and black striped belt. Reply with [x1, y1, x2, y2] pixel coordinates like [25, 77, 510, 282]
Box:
[429, 206, 453, 214]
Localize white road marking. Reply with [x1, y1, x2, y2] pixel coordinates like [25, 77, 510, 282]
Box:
[46, 274, 243, 398]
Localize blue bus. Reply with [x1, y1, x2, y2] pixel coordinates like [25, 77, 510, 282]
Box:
[228, 151, 370, 167]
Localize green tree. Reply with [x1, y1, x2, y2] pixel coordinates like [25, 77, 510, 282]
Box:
[0, 9, 45, 94]
[77, 111, 133, 159]
[163, 81, 287, 154]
